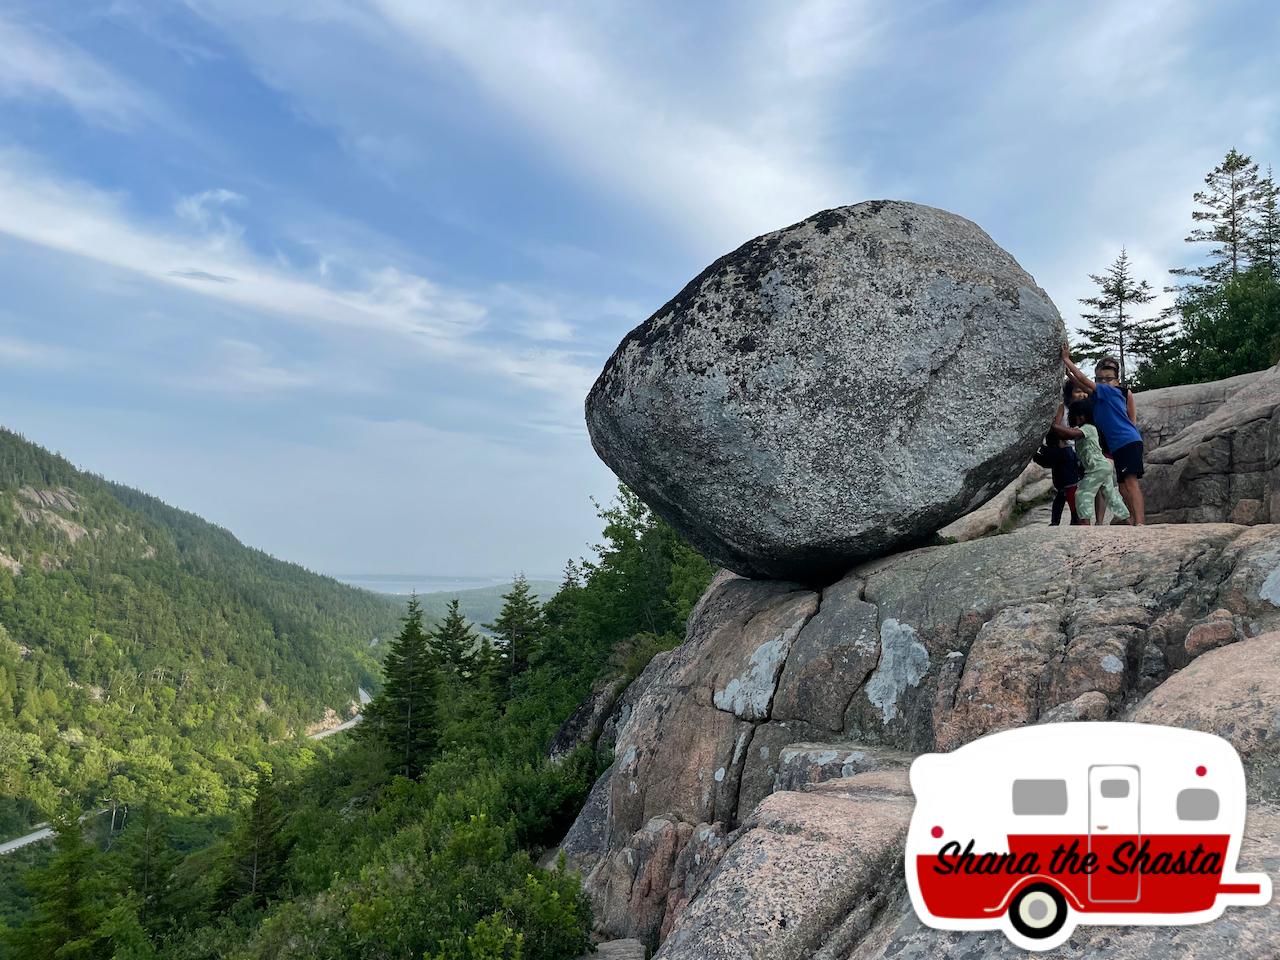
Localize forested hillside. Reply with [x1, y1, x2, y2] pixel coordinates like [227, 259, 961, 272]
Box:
[0, 427, 405, 838]
[0, 484, 716, 959]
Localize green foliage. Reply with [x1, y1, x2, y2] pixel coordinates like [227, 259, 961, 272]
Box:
[216, 764, 291, 911]
[1169, 147, 1265, 290]
[358, 597, 442, 779]
[412, 582, 558, 636]
[1119, 147, 1280, 390]
[0, 427, 403, 840]
[501, 747, 606, 852]
[1254, 166, 1280, 276]
[109, 802, 180, 936]
[428, 914, 523, 960]
[1075, 248, 1170, 382]
[483, 576, 545, 697]
[1135, 264, 1280, 388]
[496, 867, 592, 960]
[536, 486, 715, 687]
[430, 599, 479, 680]
[2, 816, 110, 960]
[95, 899, 158, 960]
[4, 481, 714, 959]
[608, 630, 683, 684]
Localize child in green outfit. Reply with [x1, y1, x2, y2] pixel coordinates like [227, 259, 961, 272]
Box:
[1066, 400, 1129, 525]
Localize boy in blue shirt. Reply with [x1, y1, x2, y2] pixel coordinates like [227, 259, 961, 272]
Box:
[1060, 344, 1145, 524]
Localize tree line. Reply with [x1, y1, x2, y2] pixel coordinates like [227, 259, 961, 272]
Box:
[1073, 148, 1280, 388]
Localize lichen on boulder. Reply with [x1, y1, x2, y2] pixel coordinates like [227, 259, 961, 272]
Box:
[586, 200, 1065, 582]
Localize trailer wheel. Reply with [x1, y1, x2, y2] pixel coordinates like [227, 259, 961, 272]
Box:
[1009, 883, 1068, 940]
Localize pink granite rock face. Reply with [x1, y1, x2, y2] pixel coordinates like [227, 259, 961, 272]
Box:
[1142, 363, 1280, 524]
[1131, 631, 1280, 763]
[657, 771, 913, 960]
[558, 524, 1280, 952]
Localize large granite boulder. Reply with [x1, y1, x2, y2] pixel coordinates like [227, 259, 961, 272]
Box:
[1142, 363, 1280, 524]
[586, 201, 1065, 582]
[559, 523, 1280, 953]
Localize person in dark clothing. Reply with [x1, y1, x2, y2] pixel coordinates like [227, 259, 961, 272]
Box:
[1032, 430, 1081, 525]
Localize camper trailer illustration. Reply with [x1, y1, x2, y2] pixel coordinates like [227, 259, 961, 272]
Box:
[906, 723, 1272, 951]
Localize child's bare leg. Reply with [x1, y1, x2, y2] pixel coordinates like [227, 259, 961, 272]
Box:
[1095, 490, 1106, 526]
[1123, 476, 1145, 524]
[1105, 480, 1131, 524]
[1117, 479, 1137, 524]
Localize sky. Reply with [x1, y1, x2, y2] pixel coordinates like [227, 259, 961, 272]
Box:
[0, 1, 1277, 578]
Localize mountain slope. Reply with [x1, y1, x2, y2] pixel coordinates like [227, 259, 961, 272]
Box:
[413, 579, 559, 629]
[0, 427, 405, 834]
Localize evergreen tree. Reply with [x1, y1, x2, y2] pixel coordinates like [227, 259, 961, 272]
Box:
[1170, 148, 1263, 291]
[1136, 263, 1280, 387]
[94, 899, 157, 960]
[463, 633, 508, 734]
[578, 488, 687, 642]
[558, 560, 581, 591]
[666, 539, 717, 628]
[1076, 248, 1169, 381]
[1252, 165, 1280, 277]
[537, 563, 584, 665]
[483, 575, 545, 696]
[3, 815, 111, 960]
[430, 598, 479, 680]
[218, 763, 290, 910]
[359, 595, 442, 778]
[110, 801, 178, 934]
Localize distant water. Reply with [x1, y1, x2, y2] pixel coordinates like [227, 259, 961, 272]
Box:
[336, 574, 555, 596]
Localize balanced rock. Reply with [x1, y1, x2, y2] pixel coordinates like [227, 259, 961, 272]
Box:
[586, 200, 1064, 581]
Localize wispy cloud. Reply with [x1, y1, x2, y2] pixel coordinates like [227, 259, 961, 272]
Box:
[104, 0, 222, 66]
[0, 13, 153, 127]
[368, 0, 860, 251]
[4, 0, 1277, 578]
[175, 187, 246, 245]
[181, 338, 314, 393]
[0, 149, 597, 426]
[168, 268, 236, 283]
[0, 332, 74, 369]
[184, 0, 867, 254]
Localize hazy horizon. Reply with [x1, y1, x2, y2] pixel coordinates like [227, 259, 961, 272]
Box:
[335, 572, 562, 596]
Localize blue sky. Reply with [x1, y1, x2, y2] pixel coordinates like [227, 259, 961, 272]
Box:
[1, 1, 1277, 578]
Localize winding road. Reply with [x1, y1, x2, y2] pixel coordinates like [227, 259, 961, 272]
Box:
[310, 687, 371, 740]
[0, 808, 108, 856]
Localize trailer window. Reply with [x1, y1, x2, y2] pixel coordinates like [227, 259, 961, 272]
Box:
[1012, 779, 1068, 815]
[1177, 788, 1219, 821]
[1100, 779, 1129, 798]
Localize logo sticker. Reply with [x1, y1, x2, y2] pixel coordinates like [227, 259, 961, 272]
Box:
[905, 722, 1272, 951]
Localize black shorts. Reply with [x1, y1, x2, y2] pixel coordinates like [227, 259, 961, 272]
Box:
[1112, 440, 1144, 481]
